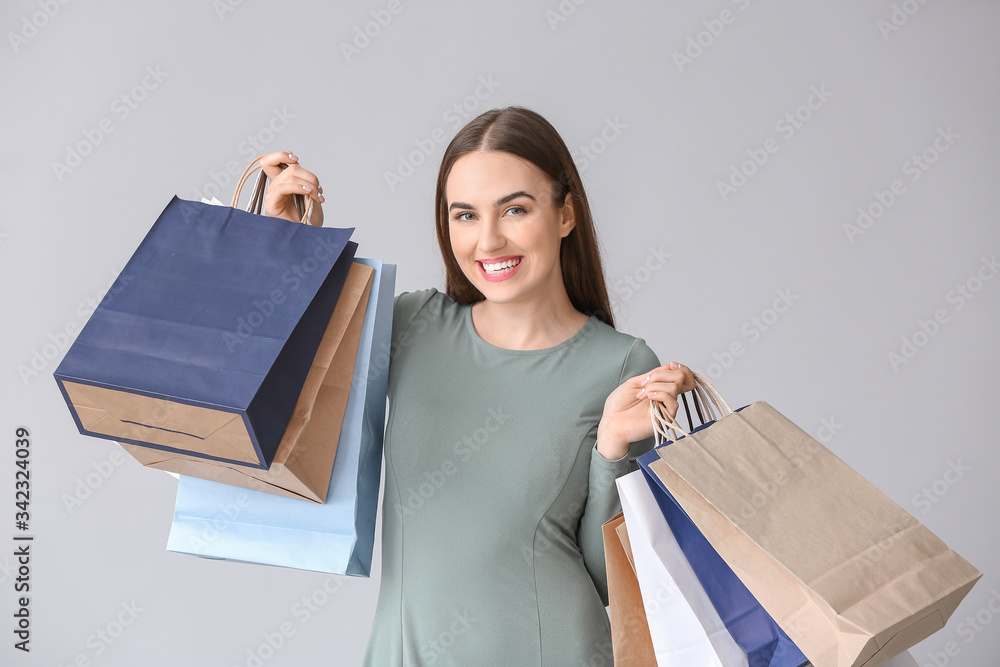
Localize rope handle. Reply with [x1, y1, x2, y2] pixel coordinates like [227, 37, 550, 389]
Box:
[649, 372, 732, 445]
[230, 155, 313, 224]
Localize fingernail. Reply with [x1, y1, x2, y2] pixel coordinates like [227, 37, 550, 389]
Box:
[318, 194, 326, 203]
[288, 153, 296, 160]
[641, 375, 650, 386]
[636, 388, 645, 399]
[302, 185, 312, 192]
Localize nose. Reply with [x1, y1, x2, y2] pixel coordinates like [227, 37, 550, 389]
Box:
[477, 215, 506, 254]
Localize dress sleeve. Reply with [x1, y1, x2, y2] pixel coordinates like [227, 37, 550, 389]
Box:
[577, 337, 660, 606]
[392, 289, 438, 348]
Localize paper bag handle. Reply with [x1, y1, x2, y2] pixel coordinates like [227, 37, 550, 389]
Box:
[231, 155, 314, 224]
[650, 372, 732, 445]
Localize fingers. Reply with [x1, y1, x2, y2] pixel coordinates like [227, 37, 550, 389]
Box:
[265, 179, 323, 204]
[629, 361, 697, 427]
[258, 151, 326, 224]
[274, 163, 321, 190]
[259, 151, 299, 181]
[632, 362, 694, 396]
[636, 380, 685, 401]
[265, 155, 324, 198]
[264, 182, 325, 225]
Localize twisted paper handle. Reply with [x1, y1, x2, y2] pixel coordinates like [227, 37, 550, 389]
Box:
[649, 372, 732, 445]
[230, 154, 313, 224]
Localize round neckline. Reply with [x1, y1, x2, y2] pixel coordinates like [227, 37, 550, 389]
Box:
[463, 306, 599, 356]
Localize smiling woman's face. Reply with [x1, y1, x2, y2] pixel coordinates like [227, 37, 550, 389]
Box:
[445, 150, 576, 307]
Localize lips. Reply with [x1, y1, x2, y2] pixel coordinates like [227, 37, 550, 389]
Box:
[476, 255, 523, 283]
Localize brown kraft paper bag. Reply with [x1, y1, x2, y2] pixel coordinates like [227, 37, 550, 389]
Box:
[646, 393, 982, 667]
[120, 261, 375, 503]
[603, 511, 658, 666]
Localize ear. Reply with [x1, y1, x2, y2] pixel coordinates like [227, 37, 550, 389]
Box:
[558, 192, 576, 239]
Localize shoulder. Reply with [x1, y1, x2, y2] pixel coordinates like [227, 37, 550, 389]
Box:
[583, 318, 661, 382]
[392, 288, 460, 341]
[393, 288, 440, 320]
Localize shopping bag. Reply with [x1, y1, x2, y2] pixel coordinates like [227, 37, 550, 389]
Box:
[603, 511, 658, 666]
[642, 375, 982, 667]
[166, 259, 395, 576]
[118, 260, 375, 502]
[54, 179, 356, 469]
[638, 444, 807, 667]
[616, 470, 749, 666]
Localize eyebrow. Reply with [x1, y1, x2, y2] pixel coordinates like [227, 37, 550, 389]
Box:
[448, 191, 536, 211]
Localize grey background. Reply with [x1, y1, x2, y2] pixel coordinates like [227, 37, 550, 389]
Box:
[1, 0, 997, 665]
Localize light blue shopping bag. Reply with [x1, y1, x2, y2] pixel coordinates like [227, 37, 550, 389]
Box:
[166, 259, 395, 576]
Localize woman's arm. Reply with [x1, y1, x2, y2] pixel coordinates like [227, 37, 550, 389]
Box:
[577, 342, 696, 605]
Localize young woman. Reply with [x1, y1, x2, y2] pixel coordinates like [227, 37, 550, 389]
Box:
[262, 107, 694, 666]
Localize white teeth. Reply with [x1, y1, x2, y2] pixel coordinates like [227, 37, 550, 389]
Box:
[482, 258, 521, 273]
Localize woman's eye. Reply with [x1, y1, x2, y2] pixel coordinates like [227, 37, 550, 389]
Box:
[453, 211, 476, 222]
[505, 205, 526, 216]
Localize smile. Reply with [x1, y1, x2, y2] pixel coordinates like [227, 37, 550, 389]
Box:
[476, 256, 522, 282]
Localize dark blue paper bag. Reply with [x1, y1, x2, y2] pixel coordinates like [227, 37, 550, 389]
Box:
[167, 260, 395, 576]
[638, 421, 810, 667]
[54, 196, 355, 470]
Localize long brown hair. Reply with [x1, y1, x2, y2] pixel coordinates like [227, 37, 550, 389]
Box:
[434, 106, 615, 328]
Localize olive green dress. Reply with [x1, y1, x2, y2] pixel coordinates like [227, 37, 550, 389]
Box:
[362, 289, 659, 666]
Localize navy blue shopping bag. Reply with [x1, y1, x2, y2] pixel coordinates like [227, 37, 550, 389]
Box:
[638, 418, 810, 667]
[54, 196, 355, 470]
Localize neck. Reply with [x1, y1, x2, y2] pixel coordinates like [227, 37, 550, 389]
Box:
[471, 285, 590, 351]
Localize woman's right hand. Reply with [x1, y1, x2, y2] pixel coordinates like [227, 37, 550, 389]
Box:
[260, 151, 325, 227]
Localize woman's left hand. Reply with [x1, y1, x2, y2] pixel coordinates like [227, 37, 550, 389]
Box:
[596, 361, 695, 461]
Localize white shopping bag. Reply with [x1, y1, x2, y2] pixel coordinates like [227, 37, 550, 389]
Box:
[617, 470, 748, 666]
